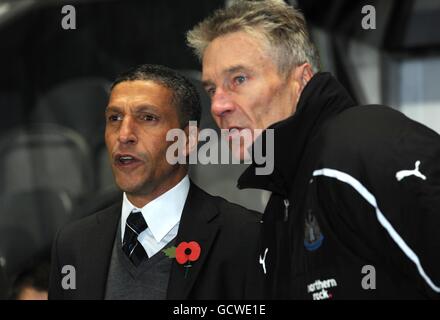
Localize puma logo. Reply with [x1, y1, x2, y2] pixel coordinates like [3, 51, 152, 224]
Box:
[259, 248, 268, 275]
[396, 160, 427, 181]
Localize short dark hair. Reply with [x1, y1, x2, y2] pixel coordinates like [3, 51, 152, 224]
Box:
[111, 64, 201, 127]
[10, 251, 50, 300]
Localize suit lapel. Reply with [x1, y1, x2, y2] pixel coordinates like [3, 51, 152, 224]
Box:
[167, 183, 220, 299]
[79, 202, 121, 299]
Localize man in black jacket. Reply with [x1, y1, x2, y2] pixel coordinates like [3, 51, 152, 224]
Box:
[187, 0, 440, 299]
[49, 64, 262, 300]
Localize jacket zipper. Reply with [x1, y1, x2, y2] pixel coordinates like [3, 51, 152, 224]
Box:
[283, 199, 290, 222]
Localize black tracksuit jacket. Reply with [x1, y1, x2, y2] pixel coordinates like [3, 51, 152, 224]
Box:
[238, 72, 440, 299]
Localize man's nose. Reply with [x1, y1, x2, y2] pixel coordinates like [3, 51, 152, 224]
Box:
[118, 116, 137, 145]
[211, 89, 236, 118]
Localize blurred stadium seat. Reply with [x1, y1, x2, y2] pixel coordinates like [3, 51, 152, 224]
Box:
[70, 188, 121, 222]
[0, 124, 94, 199]
[0, 263, 9, 299]
[0, 188, 73, 277]
[31, 77, 111, 153]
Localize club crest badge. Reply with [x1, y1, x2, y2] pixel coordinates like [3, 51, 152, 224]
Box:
[304, 210, 324, 251]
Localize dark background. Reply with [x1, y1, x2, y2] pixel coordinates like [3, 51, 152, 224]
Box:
[0, 0, 439, 299]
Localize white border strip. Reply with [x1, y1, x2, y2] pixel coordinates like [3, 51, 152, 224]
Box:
[313, 168, 440, 293]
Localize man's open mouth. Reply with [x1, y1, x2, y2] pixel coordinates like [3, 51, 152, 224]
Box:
[114, 154, 142, 167]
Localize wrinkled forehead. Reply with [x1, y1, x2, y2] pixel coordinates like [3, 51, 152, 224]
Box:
[201, 31, 276, 81]
[108, 80, 174, 110]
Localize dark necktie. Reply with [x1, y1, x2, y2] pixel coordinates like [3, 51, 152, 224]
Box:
[122, 210, 148, 266]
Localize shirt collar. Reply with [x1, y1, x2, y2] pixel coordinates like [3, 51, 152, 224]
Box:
[121, 175, 190, 243]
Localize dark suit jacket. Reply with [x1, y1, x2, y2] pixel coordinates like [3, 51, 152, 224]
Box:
[48, 183, 264, 299]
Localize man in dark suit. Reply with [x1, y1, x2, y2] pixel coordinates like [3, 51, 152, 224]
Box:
[48, 64, 263, 300]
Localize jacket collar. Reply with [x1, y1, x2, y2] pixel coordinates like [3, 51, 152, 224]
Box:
[77, 202, 121, 299]
[238, 72, 356, 196]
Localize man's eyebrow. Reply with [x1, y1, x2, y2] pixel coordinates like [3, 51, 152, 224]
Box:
[202, 65, 251, 88]
[105, 106, 120, 113]
[224, 65, 250, 75]
[105, 104, 159, 113]
[133, 104, 159, 112]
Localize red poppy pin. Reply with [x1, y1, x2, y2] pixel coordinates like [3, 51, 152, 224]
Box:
[162, 241, 201, 278]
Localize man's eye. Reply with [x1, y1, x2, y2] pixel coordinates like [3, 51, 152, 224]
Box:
[141, 114, 158, 121]
[206, 87, 216, 97]
[108, 114, 122, 122]
[233, 75, 247, 85]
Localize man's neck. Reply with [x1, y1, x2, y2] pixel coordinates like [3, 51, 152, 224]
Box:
[126, 172, 188, 208]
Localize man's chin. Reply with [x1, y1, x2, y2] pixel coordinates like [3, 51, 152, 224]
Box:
[227, 129, 260, 162]
[117, 186, 138, 195]
[230, 143, 252, 162]
[114, 178, 144, 195]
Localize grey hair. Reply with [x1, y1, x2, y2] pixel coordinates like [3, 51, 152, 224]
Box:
[186, 0, 320, 75]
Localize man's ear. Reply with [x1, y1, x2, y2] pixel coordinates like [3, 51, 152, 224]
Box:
[182, 125, 199, 157]
[291, 62, 314, 98]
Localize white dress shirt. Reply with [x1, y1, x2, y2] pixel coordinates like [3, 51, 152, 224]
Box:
[121, 175, 190, 258]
